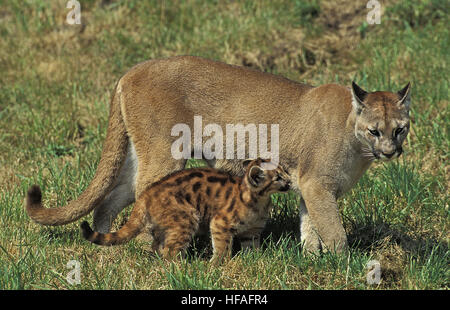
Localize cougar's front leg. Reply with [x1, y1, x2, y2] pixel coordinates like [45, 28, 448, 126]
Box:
[300, 180, 348, 254]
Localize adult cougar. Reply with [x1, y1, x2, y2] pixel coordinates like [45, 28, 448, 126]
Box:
[26, 56, 411, 253]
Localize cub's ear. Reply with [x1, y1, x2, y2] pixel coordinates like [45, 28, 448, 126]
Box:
[248, 166, 265, 187]
[397, 82, 411, 110]
[351, 81, 368, 114]
[243, 158, 263, 169]
[242, 159, 254, 169]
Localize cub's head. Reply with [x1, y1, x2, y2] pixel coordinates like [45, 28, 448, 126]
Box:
[243, 158, 291, 196]
[351, 81, 411, 161]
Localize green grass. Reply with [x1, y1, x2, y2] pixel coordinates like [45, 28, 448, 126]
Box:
[0, 0, 448, 289]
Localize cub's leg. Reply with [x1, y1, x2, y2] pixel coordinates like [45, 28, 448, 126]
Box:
[149, 224, 165, 254]
[158, 225, 198, 260]
[155, 209, 200, 259]
[210, 216, 233, 264]
[158, 231, 192, 259]
[240, 199, 272, 250]
[213, 158, 266, 251]
[238, 217, 269, 250]
[238, 229, 262, 250]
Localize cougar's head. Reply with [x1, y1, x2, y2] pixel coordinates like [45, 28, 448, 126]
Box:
[351, 81, 411, 161]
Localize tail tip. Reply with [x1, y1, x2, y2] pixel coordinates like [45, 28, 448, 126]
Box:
[80, 221, 93, 240]
[26, 185, 42, 205]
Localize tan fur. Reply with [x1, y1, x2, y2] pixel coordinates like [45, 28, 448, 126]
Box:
[81, 159, 291, 263]
[25, 83, 128, 226]
[25, 56, 411, 254]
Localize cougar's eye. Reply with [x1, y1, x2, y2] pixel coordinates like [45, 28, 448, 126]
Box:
[368, 129, 380, 137]
[394, 127, 404, 137]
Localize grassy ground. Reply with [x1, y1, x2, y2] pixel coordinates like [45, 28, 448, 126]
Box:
[0, 0, 448, 289]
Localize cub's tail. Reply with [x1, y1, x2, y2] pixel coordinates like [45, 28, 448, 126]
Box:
[80, 199, 147, 246]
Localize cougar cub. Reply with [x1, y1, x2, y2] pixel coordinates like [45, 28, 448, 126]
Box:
[81, 158, 290, 263]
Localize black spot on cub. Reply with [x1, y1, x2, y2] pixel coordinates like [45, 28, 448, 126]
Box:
[215, 188, 222, 198]
[207, 176, 228, 186]
[174, 191, 185, 204]
[224, 187, 232, 200]
[239, 191, 245, 203]
[175, 171, 204, 185]
[189, 171, 204, 178]
[185, 193, 192, 204]
[222, 215, 229, 225]
[196, 197, 203, 214]
[193, 182, 202, 192]
[227, 198, 236, 212]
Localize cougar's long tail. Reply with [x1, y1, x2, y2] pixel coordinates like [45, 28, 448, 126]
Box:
[25, 82, 129, 226]
[80, 199, 147, 246]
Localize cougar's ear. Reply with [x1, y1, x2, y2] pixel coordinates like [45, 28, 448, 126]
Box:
[351, 81, 368, 114]
[248, 166, 265, 187]
[397, 82, 411, 110]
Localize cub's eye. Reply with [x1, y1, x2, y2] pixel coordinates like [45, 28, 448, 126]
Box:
[394, 127, 404, 137]
[368, 129, 380, 137]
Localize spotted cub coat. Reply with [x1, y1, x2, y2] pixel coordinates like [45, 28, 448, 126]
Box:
[81, 158, 290, 263]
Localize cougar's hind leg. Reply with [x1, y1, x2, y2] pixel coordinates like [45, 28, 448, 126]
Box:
[93, 142, 138, 233]
[92, 183, 135, 233]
